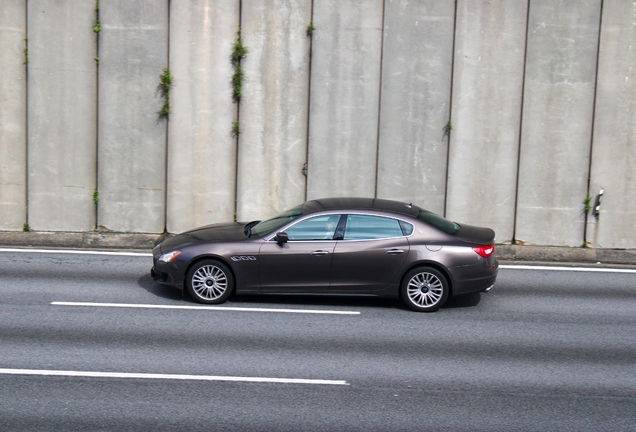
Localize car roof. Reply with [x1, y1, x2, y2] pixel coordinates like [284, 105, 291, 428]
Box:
[302, 197, 420, 218]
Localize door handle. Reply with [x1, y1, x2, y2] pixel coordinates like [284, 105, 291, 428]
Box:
[386, 249, 405, 255]
[311, 250, 330, 256]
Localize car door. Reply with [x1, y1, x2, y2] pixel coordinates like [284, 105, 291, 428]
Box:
[330, 214, 410, 292]
[258, 214, 342, 291]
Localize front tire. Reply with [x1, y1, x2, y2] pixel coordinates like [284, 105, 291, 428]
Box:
[401, 266, 449, 312]
[186, 259, 234, 304]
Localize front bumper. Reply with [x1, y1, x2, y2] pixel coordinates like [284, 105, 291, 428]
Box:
[151, 249, 186, 288]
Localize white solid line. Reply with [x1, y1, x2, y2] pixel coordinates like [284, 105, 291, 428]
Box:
[0, 368, 349, 386]
[500, 264, 636, 274]
[0, 247, 151, 257]
[51, 301, 361, 315]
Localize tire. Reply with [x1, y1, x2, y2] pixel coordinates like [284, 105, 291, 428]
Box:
[400, 266, 449, 312]
[186, 259, 234, 304]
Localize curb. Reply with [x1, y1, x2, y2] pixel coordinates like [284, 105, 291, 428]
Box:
[0, 231, 635, 265]
[0, 231, 163, 250]
[494, 244, 636, 265]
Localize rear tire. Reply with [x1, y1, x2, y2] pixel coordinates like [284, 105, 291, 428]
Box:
[401, 266, 449, 312]
[186, 259, 234, 304]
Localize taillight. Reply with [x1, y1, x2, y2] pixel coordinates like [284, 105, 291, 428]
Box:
[472, 244, 494, 258]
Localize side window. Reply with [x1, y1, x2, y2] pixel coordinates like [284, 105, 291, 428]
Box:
[343, 215, 404, 240]
[284, 214, 341, 241]
[399, 220, 414, 236]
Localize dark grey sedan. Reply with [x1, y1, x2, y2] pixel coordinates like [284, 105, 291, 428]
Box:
[151, 197, 498, 312]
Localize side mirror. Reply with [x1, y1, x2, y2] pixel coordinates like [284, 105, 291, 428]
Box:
[275, 232, 288, 244]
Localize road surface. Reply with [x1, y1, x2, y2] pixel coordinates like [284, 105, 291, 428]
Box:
[1, 249, 635, 431]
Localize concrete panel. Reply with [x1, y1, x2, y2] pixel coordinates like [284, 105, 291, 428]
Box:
[446, 0, 527, 241]
[27, 0, 97, 231]
[98, 0, 168, 233]
[515, 0, 601, 247]
[376, 0, 454, 215]
[588, 0, 636, 249]
[0, 1, 26, 230]
[306, 0, 383, 199]
[166, 1, 239, 233]
[236, 0, 311, 221]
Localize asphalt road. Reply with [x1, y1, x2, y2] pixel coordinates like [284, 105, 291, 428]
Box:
[1, 250, 636, 431]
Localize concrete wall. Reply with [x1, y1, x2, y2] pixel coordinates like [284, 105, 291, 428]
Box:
[588, 0, 636, 249]
[1, 1, 635, 250]
[166, 0, 238, 233]
[446, 0, 527, 242]
[515, 0, 601, 247]
[306, 0, 384, 200]
[376, 0, 455, 215]
[98, 0, 168, 233]
[0, 0, 26, 230]
[27, 0, 97, 231]
[236, 0, 311, 222]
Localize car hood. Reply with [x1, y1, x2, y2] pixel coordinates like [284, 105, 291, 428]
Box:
[454, 223, 495, 245]
[159, 222, 248, 252]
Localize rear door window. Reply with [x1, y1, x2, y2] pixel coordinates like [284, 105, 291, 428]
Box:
[343, 215, 404, 240]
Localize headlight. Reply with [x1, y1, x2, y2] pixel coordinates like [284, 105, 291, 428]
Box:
[159, 251, 182, 262]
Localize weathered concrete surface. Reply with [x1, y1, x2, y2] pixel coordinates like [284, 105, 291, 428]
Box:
[0, 231, 160, 249]
[0, 1, 26, 230]
[27, 1, 96, 231]
[98, 0, 168, 233]
[166, 1, 238, 233]
[306, 0, 383, 199]
[236, 0, 311, 222]
[376, 0, 454, 215]
[515, 0, 601, 247]
[588, 1, 636, 249]
[446, 0, 527, 242]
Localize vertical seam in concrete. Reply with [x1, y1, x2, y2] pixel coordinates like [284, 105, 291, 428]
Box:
[512, 0, 532, 244]
[95, 1, 100, 230]
[24, 0, 29, 229]
[373, 0, 387, 199]
[443, 0, 458, 217]
[584, 0, 604, 245]
[233, 1, 243, 221]
[163, 0, 171, 233]
[304, 0, 315, 202]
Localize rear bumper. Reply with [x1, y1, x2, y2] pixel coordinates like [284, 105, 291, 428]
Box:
[451, 259, 499, 296]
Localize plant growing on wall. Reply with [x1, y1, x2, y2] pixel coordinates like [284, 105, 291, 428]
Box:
[93, 189, 99, 206]
[93, 1, 101, 33]
[157, 68, 173, 120]
[22, 223, 30, 232]
[231, 27, 247, 138]
[583, 194, 592, 213]
[231, 121, 241, 138]
[306, 21, 315, 37]
[23, 34, 28, 65]
[231, 27, 248, 103]
[443, 120, 452, 136]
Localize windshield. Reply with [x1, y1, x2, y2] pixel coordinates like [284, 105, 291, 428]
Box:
[249, 205, 304, 238]
[417, 209, 460, 235]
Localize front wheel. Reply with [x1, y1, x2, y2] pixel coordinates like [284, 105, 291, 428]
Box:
[186, 259, 234, 304]
[401, 266, 449, 312]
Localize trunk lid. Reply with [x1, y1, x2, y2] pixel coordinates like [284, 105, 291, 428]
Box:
[454, 223, 495, 245]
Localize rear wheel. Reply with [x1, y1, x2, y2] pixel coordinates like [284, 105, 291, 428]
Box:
[186, 259, 234, 304]
[401, 266, 449, 312]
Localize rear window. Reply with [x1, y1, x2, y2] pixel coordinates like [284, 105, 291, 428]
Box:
[417, 210, 460, 235]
